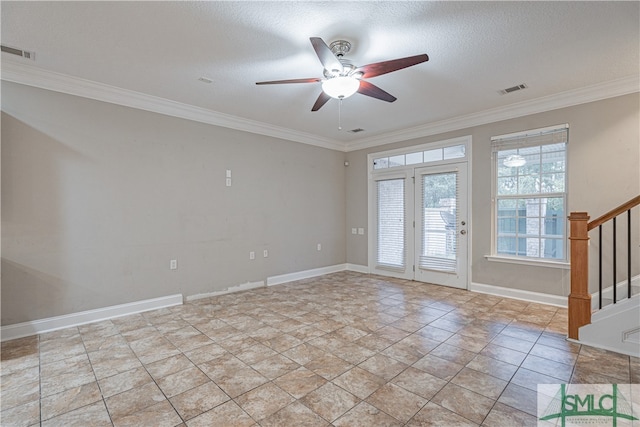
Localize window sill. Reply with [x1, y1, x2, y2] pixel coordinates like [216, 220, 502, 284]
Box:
[485, 255, 570, 270]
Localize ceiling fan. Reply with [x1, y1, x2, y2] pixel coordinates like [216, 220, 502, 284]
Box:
[256, 37, 429, 111]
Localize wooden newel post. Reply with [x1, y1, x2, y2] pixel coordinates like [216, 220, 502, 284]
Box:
[568, 212, 591, 340]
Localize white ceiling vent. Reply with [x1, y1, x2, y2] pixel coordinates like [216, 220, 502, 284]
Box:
[499, 83, 527, 95]
[1, 45, 36, 60]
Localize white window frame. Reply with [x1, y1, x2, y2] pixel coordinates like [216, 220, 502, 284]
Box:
[487, 124, 570, 269]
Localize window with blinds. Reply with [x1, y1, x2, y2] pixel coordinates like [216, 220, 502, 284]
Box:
[419, 172, 458, 273]
[491, 125, 568, 261]
[376, 179, 405, 270]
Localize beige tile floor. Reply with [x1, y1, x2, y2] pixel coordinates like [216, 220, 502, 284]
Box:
[1, 271, 638, 426]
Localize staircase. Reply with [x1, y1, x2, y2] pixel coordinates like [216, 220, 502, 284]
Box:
[567, 195, 640, 357]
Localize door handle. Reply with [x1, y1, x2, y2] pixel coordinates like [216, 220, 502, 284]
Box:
[460, 230, 467, 235]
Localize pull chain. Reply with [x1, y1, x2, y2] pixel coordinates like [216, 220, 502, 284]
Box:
[338, 97, 343, 131]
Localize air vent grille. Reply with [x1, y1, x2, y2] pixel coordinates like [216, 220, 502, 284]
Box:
[1, 45, 35, 60]
[499, 83, 527, 95]
[349, 128, 365, 133]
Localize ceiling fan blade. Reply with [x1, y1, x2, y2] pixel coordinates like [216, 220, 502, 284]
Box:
[310, 37, 343, 74]
[256, 77, 322, 85]
[355, 54, 429, 79]
[357, 80, 397, 103]
[311, 91, 331, 111]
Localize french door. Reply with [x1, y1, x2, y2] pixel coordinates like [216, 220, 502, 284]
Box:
[371, 162, 469, 289]
[372, 171, 414, 280]
[414, 163, 468, 288]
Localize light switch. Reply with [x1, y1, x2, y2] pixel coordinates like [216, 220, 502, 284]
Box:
[226, 169, 232, 178]
[358, 228, 365, 235]
[351, 228, 357, 235]
[226, 178, 232, 187]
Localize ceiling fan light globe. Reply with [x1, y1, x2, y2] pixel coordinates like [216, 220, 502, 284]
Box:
[322, 76, 360, 99]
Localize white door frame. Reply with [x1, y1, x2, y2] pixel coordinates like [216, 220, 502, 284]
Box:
[367, 135, 472, 289]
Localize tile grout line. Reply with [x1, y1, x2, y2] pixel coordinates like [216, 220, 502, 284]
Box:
[5, 272, 635, 426]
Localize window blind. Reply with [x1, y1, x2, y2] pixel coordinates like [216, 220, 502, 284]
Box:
[376, 179, 405, 270]
[419, 172, 458, 273]
[491, 125, 568, 152]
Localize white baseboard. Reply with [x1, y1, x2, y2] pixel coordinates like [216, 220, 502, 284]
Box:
[470, 282, 567, 308]
[1, 263, 370, 341]
[12, 268, 571, 342]
[346, 263, 369, 274]
[267, 264, 348, 286]
[185, 281, 265, 301]
[1, 294, 183, 342]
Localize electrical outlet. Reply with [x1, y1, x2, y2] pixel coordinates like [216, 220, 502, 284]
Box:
[226, 178, 232, 187]
[351, 228, 357, 234]
[317, 243, 322, 251]
[170, 259, 177, 270]
[263, 250, 268, 258]
[358, 228, 365, 235]
[249, 251, 255, 260]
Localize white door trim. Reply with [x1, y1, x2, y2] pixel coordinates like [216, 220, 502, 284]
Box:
[367, 136, 472, 288]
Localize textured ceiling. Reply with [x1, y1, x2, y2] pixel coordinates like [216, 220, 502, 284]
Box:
[1, 1, 639, 148]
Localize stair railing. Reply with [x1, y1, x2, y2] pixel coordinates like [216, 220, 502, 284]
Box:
[567, 195, 640, 340]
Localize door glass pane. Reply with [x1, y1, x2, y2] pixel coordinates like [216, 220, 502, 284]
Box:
[377, 179, 405, 269]
[423, 149, 443, 163]
[420, 172, 457, 272]
[373, 157, 389, 169]
[389, 155, 405, 167]
[443, 144, 465, 159]
[405, 152, 423, 165]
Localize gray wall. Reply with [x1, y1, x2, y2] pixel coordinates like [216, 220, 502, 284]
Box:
[1, 82, 346, 325]
[2, 80, 638, 326]
[346, 93, 640, 296]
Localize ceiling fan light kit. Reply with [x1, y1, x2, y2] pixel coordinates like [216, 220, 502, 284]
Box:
[256, 37, 428, 112]
[322, 76, 360, 99]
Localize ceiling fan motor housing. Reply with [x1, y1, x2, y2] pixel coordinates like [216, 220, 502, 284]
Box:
[324, 62, 356, 78]
[329, 40, 352, 57]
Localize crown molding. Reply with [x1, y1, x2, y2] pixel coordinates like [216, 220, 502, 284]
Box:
[344, 75, 640, 152]
[2, 61, 637, 154]
[0, 61, 346, 152]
